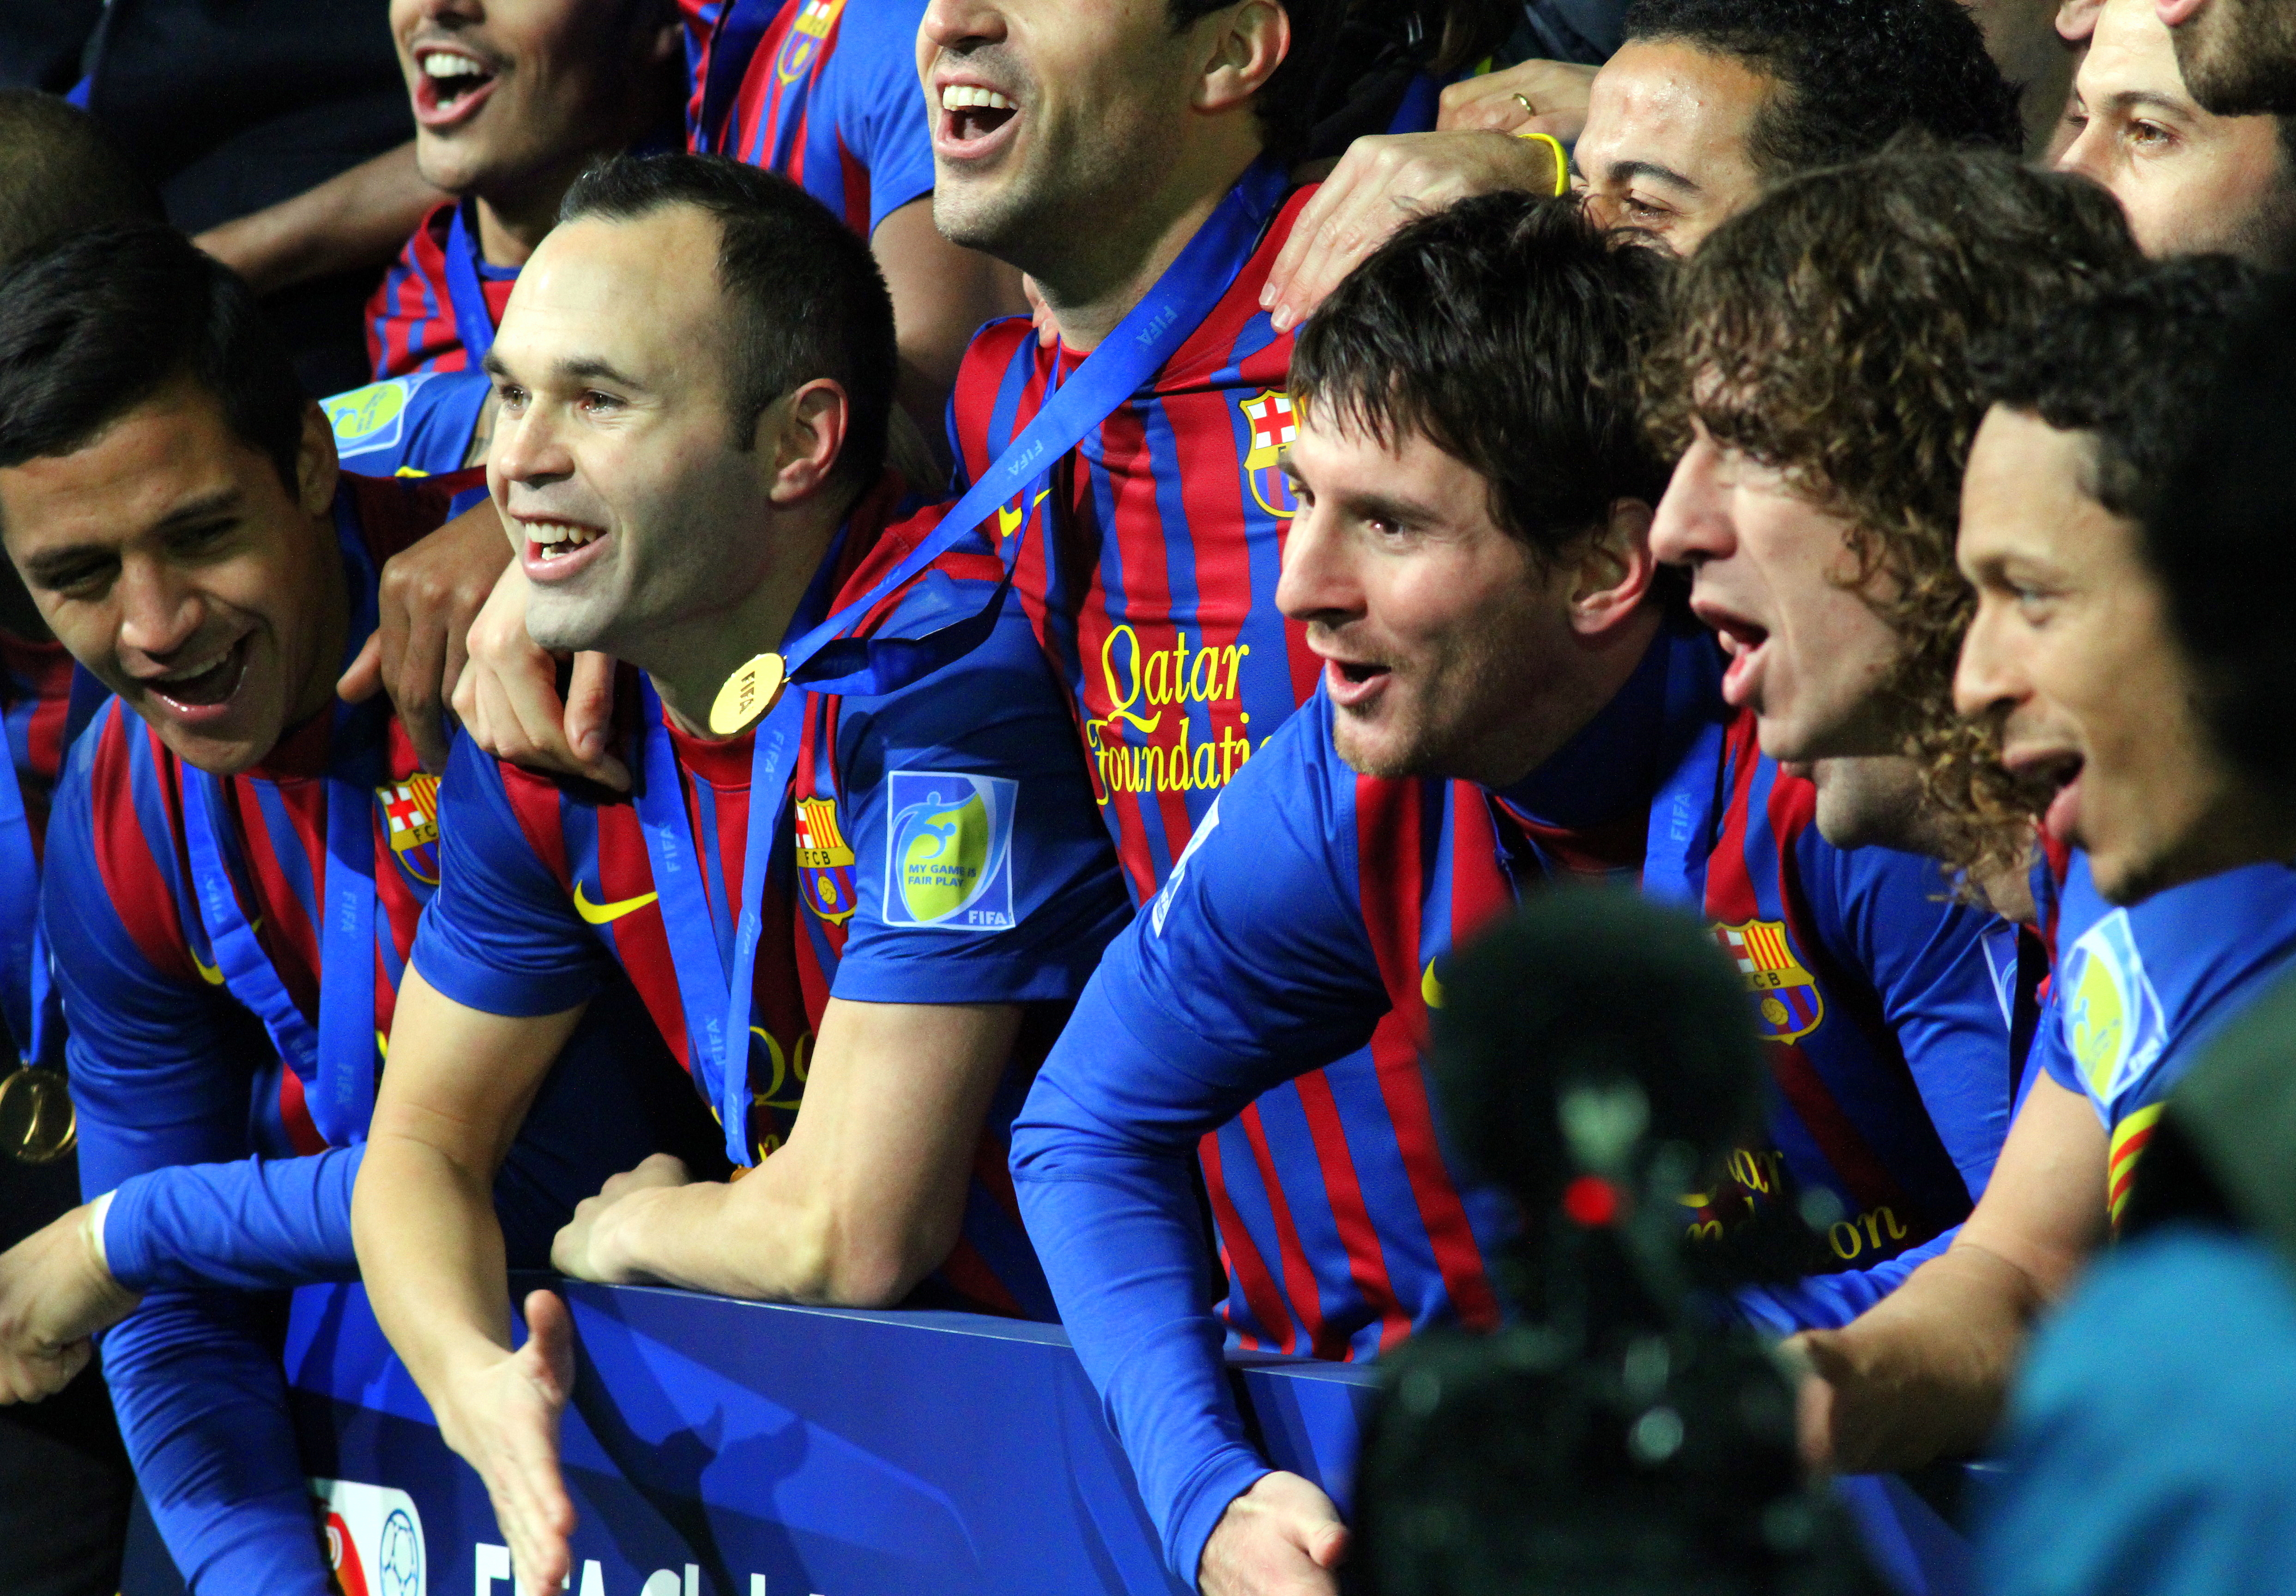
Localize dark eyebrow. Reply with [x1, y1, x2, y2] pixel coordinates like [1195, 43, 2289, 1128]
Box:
[558, 356, 647, 391]
[481, 350, 511, 381]
[21, 485, 241, 584]
[2098, 88, 2195, 120]
[1601, 157, 1700, 196]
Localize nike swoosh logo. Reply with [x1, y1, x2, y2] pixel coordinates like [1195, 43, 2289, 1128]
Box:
[997, 489, 1051, 538]
[574, 882, 659, 925]
[1421, 960, 1444, 1010]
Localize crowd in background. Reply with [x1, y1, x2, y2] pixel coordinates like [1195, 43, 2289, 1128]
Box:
[1, 1, 2294, 1593]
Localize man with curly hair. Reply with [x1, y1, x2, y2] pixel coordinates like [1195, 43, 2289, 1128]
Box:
[1645, 145, 2146, 1472]
[1261, 0, 2025, 325]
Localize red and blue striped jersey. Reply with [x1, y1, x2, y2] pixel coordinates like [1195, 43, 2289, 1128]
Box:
[1011, 621, 2014, 1578]
[411, 489, 1132, 1319]
[948, 187, 1320, 905]
[365, 200, 520, 380]
[2036, 852, 2296, 1225]
[0, 629, 75, 856]
[682, 0, 935, 238]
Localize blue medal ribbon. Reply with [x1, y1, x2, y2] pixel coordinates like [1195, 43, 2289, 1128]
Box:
[179, 500, 385, 1148]
[631, 531, 849, 1168]
[695, 0, 785, 158]
[441, 202, 500, 368]
[769, 157, 1292, 703]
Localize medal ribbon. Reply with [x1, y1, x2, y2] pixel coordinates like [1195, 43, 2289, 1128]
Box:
[761, 157, 1291, 704]
[180, 500, 385, 1149]
[632, 529, 850, 1168]
[442, 202, 500, 368]
[1488, 622, 1731, 908]
[0, 661, 108, 1067]
[695, 0, 797, 160]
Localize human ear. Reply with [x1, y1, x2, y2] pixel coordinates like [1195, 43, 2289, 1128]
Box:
[1193, 0, 1289, 118]
[1570, 498, 1656, 635]
[766, 379, 852, 506]
[296, 402, 341, 518]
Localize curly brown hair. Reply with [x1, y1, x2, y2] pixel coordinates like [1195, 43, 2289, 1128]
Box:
[1645, 143, 2142, 883]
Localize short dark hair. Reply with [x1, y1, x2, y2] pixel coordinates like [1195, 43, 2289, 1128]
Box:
[1167, 0, 1339, 165]
[1621, 0, 2026, 176]
[1649, 145, 2140, 880]
[0, 91, 163, 267]
[0, 224, 307, 492]
[2150, 274, 2296, 792]
[1291, 193, 1670, 562]
[560, 153, 897, 491]
[1974, 256, 2268, 525]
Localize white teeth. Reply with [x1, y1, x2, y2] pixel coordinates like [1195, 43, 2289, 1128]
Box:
[155, 647, 234, 683]
[939, 85, 1013, 113]
[528, 522, 603, 558]
[423, 53, 489, 79]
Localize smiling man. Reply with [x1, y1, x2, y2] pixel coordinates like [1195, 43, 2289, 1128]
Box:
[1258, 0, 2024, 326]
[0, 223, 712, 1595]
[1013, 193, 2018, 1596]
[2058, 0, 2296, 263]
[350, 154, 1127, 1596]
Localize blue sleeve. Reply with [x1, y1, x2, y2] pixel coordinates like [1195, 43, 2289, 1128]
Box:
[43, 746, 335, 1594]
[411, 734, 617, 1016]
[1010, 705, 1386, 1584]
[835, 0, 936, 233]
[105, 1149, 363, 1293]
[1733, 1225, 1958, 1336]
[1825, 844, 2015, 1201]
[828, 584, 1133, 1005]
[321, 371, 489, 479]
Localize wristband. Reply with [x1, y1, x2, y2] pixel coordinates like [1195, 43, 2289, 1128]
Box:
[1511, 129, 1571, 198]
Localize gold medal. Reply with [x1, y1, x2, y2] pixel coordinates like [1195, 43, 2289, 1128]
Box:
[709, 652, 787, 737]
[0, 1065, 74, 1165]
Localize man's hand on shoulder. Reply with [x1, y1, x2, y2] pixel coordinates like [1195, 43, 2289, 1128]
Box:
[550, 1154, 695, 1283]
[1262, 132, 1568, 334]
[452, 560, 628, 791]
[0, 1200, 141, 1403]
[439, 1288, 580, 1596]
[339, 497, 515, 773]
[1199, 1471, 1350, 1596]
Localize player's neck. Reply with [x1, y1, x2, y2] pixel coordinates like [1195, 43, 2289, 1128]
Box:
[473, 184, 570, 268]
[1036, 132, 1267, 354]
[1480, 606, 1668, 795]
[641, 500, 846, 744]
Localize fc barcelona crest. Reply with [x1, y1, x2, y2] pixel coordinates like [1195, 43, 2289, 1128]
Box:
[794, 796, 857, 925]
[379, 774, 441, 888]
[1236, 389, 1299, 520]
[778, 0, 845, 83]
[1712, 918, 1824, 1043]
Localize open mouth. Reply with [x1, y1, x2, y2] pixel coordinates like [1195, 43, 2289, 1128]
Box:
[2003, 747, 2086, 843]
[1324, 655, 1392, 709]
[1706, 614, 1770, 708]
[938, 83, 1018, 154]
[522, 518, 610, 577]
[413, 47, 500, 127]
[140, 635, 250, 715]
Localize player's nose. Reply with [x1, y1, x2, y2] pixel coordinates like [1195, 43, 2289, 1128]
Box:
[1650, 430, 1735, 567]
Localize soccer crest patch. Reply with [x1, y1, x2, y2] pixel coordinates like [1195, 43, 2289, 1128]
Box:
[322, 379, 414, 464]
[1236, 389, 1299, 520]
[778, 0, 845, 84]
[2060, 909, 2168, 1115]
[1712, 918, 1824, 1043]
[794, 795, 858, 925]
[882, 771, 1017, 931]
[378, 774, 441, 888]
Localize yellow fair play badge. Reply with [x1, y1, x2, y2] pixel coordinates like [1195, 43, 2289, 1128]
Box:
[710, 652, 787, 737]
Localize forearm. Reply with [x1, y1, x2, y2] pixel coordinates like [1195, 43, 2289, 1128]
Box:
[1012, 1100, 1268, 1579]
[1735, 1225, 1959, 1336]
[352, 1130, 516, 1423]
[105, 1148, 363, 1292]
[1805, 1238, 2047, 1472]
[193, 141, 440, 296]
[101, 1290, 335, 1593]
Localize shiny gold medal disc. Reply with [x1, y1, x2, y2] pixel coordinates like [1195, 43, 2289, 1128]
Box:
[709, 652, 788, 738]
[0, 1065, 74, 1164]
